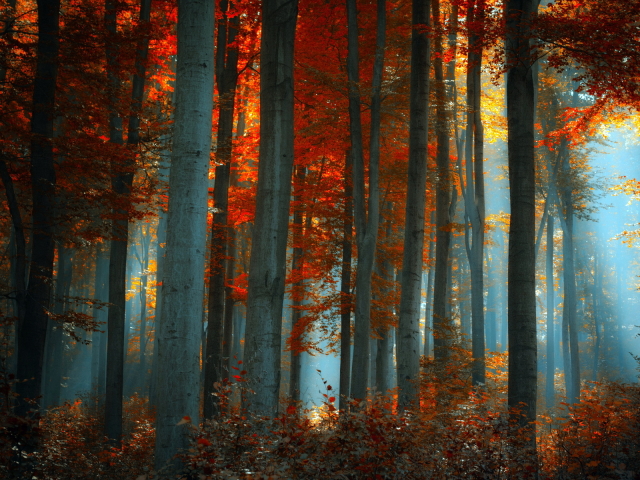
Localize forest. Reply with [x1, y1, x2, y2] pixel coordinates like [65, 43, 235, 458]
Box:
[1, 0, 640, 478]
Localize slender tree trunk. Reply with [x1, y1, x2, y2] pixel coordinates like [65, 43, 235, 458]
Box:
[423, 211, 435, 358]
[154, 0, 214, 470]
[432, 0, 453, 363]
[16, 0, 60, 418]
[397, 0, 429, 409]
[506, 0, 538, 445]
[376, 226, 394, 394]
[461, 0, 486, 386]
[43, 246, 72, 409]
[136, 226, 150, 393]
[204, 0, 240, 420]
[592, 250, 601, 381]
[104, 0, 152, 442]
[561, 190, 579, 404]
[93, 249, 109, 402]
[339, 152, 353, 410]
[104, 0, 127, 442]
[346, 0, 383, 402]
[243, 0, 298, 416]
[545, 214, 555, 408]
[289, 165, 306, 402]
[485, 253, 497, 352]
[0, 158, 26, 328]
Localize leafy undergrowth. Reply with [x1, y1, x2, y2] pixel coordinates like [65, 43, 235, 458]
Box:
[0, 377, 638, 479]
[1, 393, 155, 479]
[182, 379, 640, 479]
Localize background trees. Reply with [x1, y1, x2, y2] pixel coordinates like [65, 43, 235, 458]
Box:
[1, 0, 640, 476]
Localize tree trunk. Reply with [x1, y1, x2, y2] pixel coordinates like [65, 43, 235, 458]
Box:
[104, 0, 127, 442]
[423, 211, 435, 357]
[397, 0, 429, 409]
[0, 158, 26, 329]
[93, 249, 109, 402]
[43, 246, 72, 409]
[545, 214, 555, 408]
[592, 249, 601, 382]
[485, 253, 497, 352]
[561, 184, 579, 404]
[154, 0, 214, 470]
[16, 0, 60, 418]
[346, 0, 383, 403]
[204, 0, 240, 420]
[339, 151, 353, 411]
[375, 231, 394, 394]
[289, 165, 306, 402]
[463, 0, 486, 387]
[432, 0, 453, 363]
[506, 0, 537, 444]
[105, 0, 151, 431]
[243, 0, 298, 417]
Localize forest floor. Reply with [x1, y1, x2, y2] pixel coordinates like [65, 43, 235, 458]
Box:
[1, 366, 639, 479]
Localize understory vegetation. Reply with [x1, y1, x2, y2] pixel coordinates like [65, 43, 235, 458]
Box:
[1, 357, 638, 479]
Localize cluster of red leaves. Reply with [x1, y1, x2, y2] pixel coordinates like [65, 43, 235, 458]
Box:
[182, 355, 640, 480]
[539, 382, 640, 479]
[535, 0, 640, 108]
[20, 394, 154, 480]
[183, 389, 541, 479]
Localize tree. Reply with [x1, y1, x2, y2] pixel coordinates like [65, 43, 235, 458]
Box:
[105, 0, 152, 444]
[15, 0, 60, 418]
[243, 0, 298, 417]
[462, 0, 486, 387]
[397, 0, 429, 409]
[432, 0, 452, 364]
[346, 0, 384, 403]
[203, 0, 241, 420]
[506, 0, 538, 444]
[154, 0, 214, 471]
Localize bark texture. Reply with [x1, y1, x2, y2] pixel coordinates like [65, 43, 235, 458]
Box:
[204, 0, 240, 420]
[463, 0, 486, 387]
[339, 152, 353, 410]
[154, 0, 214, 470]
[506, 0, 538, 438]
[243, 0, 298, 416]
[16, 0, 60, 418]
[397, 0, 430, 409]
[545, 214, 555, 407]
[432, 0, 453, 363]
[346, 0, 383, 402]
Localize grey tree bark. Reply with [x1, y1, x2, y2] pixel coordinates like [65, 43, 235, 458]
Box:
[339, 151, 353, 411]
[154, 0, 214, 471]
[545, 215, 555, 408]
[397, 0, 430, 409]
[15, 0, 60, 418]
[104, 0, 152, 442]
[43, 246, 72, 409]
[346, 0, 383, 402]
[289, 165, 306, 401]
[432, 0, 453, 364]
[461, 0, 486, 387]
[506, 0, 538, 442]
[0, 158, 26, 329]
[375, 217, 395, 394]
[558, 144, 580, 404]
[591, 248, 601, 382]
[204, 0, 240, 419]
[243, 0, 298, 416]
[423, 210, 435, 358]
